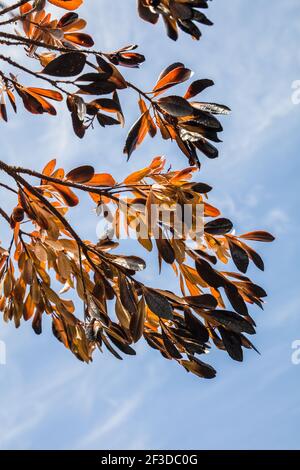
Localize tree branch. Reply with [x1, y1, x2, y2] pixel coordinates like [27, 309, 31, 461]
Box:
[0, 0, 28, 17]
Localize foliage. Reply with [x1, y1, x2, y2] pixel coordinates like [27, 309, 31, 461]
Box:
[0, 0, 274, 379]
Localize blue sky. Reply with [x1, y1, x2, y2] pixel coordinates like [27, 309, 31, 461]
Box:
[0, 0, 300, 450]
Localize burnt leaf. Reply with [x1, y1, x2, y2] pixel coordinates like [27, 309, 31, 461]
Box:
[218, 326, 243, 362]
[143, 288, 173, 320]
[42, 52, 86, 77]
[224, 284, 248, 317]
[204, 218, 233, 235]
[184, 310, 209, 343]
[195, 258, 225, 288]
[106, 333, 136, 356]
[208, 310, 256, 335]
[123, 111, 148, 159]
[161, 327, 182, 359]
[185, 294, 218, 309]
[227, 238, 249, 273]
[119, 275, 137, 315]
[240, 231, 275, 242]
[184, 79, 214, 100]
[156, 238, 175, 264]
[66, 165, 95, 183]
[157, 95, 194, 117]
[181, 356, 216, 379]
[130, 297, 146, 343]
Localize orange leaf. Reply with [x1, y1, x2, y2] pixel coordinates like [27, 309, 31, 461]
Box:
[41, 158, 56, 185]
[153, 65, 192, 96]
[42, 159, 56, 177]
[88, 173, 116, 187]
[27, 88, 63, 102]
[203, 203, 221, 217]
[48, 0, 83, 10]
[64, 33, 94, 47]
[52, 183, 79, 207]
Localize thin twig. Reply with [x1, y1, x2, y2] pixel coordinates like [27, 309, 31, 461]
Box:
[0, 0, 27, 17]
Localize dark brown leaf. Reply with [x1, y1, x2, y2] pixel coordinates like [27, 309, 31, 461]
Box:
[181, 356, 216, 379]
[218, 326, 243, 362]
[184, 79, 214, 100]
[239, 231, 275, 242]
[205, 218, 233, 235]
[144, 288, 173, 320]
[66, 165, 95, 183]
[157, 95, 194, 117]
[227, 238, 249, 273]
[42, 52, 86, 77]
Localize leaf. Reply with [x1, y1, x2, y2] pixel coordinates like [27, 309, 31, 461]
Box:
[184, 310, 209, 343]
[101, 334, 123, 360]
[6, 89, 16, 113]
[239, 231, 275, 242]
[243, 244, 265, 271]
[191, 102, 231, 115]
[208, 310, 256, 335]
[156, 63, 184, 83]
[123, 111, 149, 158]
[181, 357, 216, 379]
[242, 282, 267, 299]
[42, 52, 86, 77]
[41, 158, 56, 184]
[218, 327, 243, 362]
[143, 288, 173, 320]
[0, 99, 7, 122]
[161, 328, 182, 359]
[51, 183, 79, 207]
[66, 165, 95, 183]
[185, 294, 218, 309]
[88, 173, 116, 187]
[77, 81, 117, 95]
[96, 114, 119, 127]
[204, 218, 233, 235]
[139, 99, 157, 137]
[52, 317, 69, 348]
[224, 284, 248, 317]
[119, 275, 137, 315]
[64, 33, 94, 48]
[25, 89, 57, 115]
[130, 297, 146, 343]
[195, 258, 225, 288]
[113, 255, 146, 272]
[67, 95, 86, 138]
[157, 95, 194, 117]
[194, 138, 218, 159]
[153, 65, 192, 95]
[184, 79, 214, 100]
[48, 0, 83, 11]
[183, 182, 212, 194]
[27, 88, 63, 102]
[138, 0, 159, 24]
[227, 238, 249, 273]
[163, 15, 178, 41]
[15, 87, 44, 115]
[88, 98, 121, 114]
[156, 238, 175, 264]
[106, 333, 136, 356]
[32, 309, 42, 335]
